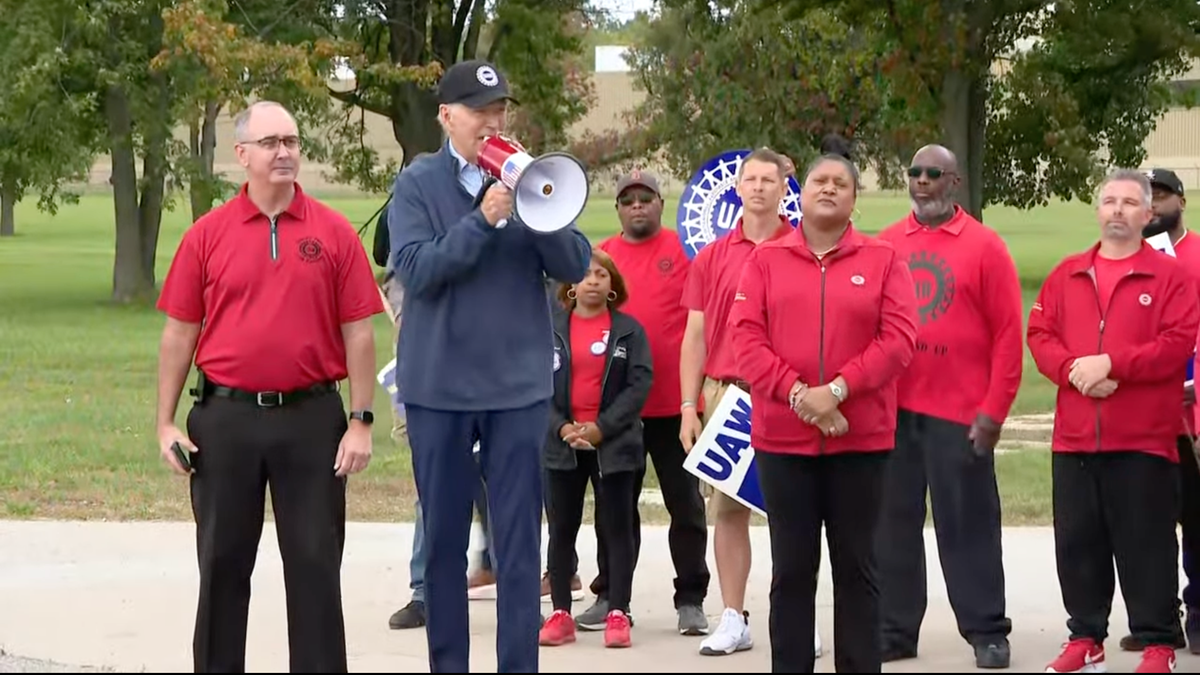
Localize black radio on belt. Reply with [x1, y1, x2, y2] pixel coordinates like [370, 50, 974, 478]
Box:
[188, 370, 209, 404]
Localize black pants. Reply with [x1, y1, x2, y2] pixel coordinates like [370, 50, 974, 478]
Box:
[186, 392, 349, 673]
[876, 410, 1010, 649]
[546, 453, 637, 613]
[757, 450, 888, 673]
[1177, 435, 1200, 609]
[1053, 452, 1180, 646]
[591, 415, 710, 608]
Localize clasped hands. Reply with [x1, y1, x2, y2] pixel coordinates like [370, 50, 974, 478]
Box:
[561, 421, 603, 450]
[1067, 354, 1118, 398]
[789, 380, 848, 438]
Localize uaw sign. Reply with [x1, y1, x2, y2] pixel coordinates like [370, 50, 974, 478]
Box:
[676, 149, 803, 260]
[681, 385, 766, 516]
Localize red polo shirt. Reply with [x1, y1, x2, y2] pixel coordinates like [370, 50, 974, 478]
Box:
[156, 183, 385, 392]
[597, 228, 690, 418]
[681, 216, 792, 382]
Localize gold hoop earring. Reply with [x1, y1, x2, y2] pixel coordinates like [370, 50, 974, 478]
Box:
[567, 288, 577, 299]
[607, 291, 617, 301]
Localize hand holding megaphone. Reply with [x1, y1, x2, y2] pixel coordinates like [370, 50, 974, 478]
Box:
[480, 182, 514, 227]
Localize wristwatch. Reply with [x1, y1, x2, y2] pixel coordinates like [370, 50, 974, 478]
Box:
[829, 381, 847, 403]
[349, 410, 375, 425]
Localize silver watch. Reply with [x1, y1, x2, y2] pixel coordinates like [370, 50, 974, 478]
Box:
[830, 381, 846, 402]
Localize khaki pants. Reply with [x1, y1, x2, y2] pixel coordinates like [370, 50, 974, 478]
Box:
[700, 377, 749, 518]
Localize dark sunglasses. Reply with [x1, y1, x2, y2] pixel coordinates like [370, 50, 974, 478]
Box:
[618, 192, 656, 207]
[908, 166, 948, 180]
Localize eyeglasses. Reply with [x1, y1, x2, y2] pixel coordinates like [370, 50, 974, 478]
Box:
[618, 192, 656, 207]
[241, 135, 302, 151]
[908, 166, 949, 180]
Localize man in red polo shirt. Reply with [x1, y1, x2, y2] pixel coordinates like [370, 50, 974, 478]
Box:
[1120, 167, 1200, 653]
[1028, 168, 1200, 675]
[679, 147, 803, 658]
[589, 170, 711, 637]
[154, 100, 385, 673]
[874, 144, 1021, 670]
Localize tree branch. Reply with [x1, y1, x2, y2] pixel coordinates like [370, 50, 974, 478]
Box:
[463, 0, 487, 59]
[327, 86, 393, 118]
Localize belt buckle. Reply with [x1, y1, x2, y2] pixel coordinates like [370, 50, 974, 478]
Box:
[257, 391, 283, 408]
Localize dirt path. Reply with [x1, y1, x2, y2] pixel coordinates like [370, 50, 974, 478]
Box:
[998, 412, 1054, 453]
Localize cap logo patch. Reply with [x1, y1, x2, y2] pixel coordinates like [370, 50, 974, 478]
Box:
[476, 66, 499, 87]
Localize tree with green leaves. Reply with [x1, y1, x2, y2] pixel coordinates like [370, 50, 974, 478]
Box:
[766, 0, 1200, 218]
[324, 0, 603, 190]
[621, 2, 907, 185]
[0, 0, 102, 237]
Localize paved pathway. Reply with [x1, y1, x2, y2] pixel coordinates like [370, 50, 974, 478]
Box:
[2, 520, 1199, 672]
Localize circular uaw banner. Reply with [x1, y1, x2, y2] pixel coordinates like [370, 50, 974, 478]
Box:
[676, 149, 803, 260]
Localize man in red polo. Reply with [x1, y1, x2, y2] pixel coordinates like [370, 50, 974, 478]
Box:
[590, 170, 711, 637]
[680, 147, 802, 658]
[1028, 168, 1200, 675]
[155, 101, 385, 673]
[874, 144, 1021, 669]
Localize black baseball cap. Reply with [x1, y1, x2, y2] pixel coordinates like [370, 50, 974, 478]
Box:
[1147, 168, 1185, 196]
[436, 59, 519, 109]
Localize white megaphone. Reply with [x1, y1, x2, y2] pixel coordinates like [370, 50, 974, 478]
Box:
[476, 135, 589, 233]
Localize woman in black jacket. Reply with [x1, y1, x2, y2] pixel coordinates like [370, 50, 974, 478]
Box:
[538, 248, 653, 650]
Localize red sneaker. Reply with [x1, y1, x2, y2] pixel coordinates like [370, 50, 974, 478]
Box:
[538, 609, 576, 647]
[604, 609, 631, 648]
[1136, 645, 1177, 673]
[1045, 638, 1105, 673]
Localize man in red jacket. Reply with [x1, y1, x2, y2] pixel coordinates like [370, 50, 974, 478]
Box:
[1028, 168, 1200, 675]
[875, 145, 1021, 670]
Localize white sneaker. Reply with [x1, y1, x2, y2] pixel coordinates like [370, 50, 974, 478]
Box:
[815, 626, 823, 658]
[699, 608, 753, 656]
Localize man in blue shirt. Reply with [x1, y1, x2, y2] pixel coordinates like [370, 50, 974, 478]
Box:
[387, 59, 591, 672]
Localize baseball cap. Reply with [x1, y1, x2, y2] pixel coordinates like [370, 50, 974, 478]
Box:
[1146, 168, 1185, 196]
[616, 169, 661, 197]
[436, 59, 519, 109]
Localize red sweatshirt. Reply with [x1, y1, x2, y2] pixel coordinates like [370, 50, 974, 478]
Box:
[598, 229, 690, 418]
[729, 224, 919, 455]
[1169, 232, 1200, 435]
[1027, 242, 1200, 462]
[876, 206, 1025, 426]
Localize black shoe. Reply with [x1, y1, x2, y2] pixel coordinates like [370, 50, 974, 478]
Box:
[388, 600, 426, 629]
[881, 644, 917, 663]
[974, 639, 1011, 669]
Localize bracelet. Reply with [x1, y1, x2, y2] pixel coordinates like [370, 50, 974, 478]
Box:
[681, 400, 696, 410]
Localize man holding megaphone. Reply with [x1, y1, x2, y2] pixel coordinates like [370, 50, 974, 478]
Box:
[386, 59, 592, 673]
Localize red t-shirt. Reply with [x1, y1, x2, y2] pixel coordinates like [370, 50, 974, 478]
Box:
[876, 207, 1025, 426]
[597, 229, 690, 418]
[156, 183, 385, 392]
[1094, 253, 1134, 313]
[681, 216, 792, 381]
[569, 311, 612, 423]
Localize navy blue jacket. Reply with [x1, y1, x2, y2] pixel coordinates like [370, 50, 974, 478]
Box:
[387, 143, 592, 411]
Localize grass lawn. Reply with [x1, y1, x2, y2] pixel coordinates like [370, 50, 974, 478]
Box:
[0, 189, 1101, 525]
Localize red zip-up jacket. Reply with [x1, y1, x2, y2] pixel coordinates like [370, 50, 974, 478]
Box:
[729, 224, 919, 455]
[1027, 242, 1200, 462]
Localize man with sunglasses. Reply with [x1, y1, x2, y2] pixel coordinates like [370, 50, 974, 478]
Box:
[874, 144, 1023, 669]
[587, 171, 712, 637]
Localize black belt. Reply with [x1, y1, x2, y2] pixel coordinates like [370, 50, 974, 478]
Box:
[200, 381, 339, 408]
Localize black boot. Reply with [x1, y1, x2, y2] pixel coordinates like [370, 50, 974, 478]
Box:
[388, 600, 426, 629]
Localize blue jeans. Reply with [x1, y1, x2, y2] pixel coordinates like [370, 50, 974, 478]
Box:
[409, 472, 496, 604]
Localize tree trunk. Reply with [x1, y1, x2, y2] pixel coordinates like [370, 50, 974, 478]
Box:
[106, 83, 154, 304]
[188, 100, 221, 222]
[0, 179, 15, 237]
[939, 70, 988, 221]
[392, 84, 444, 162]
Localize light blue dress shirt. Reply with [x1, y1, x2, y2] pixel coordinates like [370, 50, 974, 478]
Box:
[446, 140, 485, 197]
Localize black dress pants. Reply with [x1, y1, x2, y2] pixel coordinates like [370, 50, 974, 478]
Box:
[592, 415, 710, 608]
[545, 452, 638, 613]
[876, 410, 1011, 650]
[1053, 452, 1180, 647]
[187, 391, 349, 673]
[756, 449, 889, 673]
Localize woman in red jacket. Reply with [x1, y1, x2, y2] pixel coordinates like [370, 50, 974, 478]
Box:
[729, 142, 919, 673]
